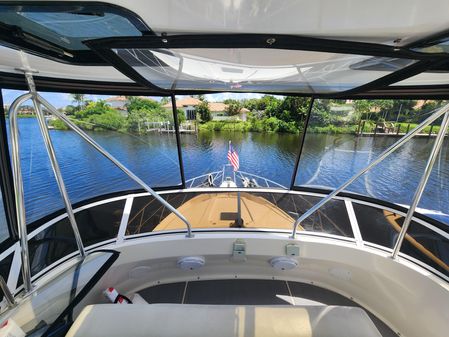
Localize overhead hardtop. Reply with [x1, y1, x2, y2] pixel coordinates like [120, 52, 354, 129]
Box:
[1, 0, 449, 97]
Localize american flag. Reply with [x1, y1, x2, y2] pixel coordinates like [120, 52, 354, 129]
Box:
[227, 141, 239, 171]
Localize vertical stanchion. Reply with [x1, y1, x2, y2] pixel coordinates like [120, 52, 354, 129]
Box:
[235, 191, 243, 227]
[9, 93, 33, 293]
[30, 92, 86, 257]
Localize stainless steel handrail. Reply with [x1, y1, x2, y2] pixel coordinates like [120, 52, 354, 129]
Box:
[0, 275, 16, 308]
[186, 170, 223, 187]
[237, 170, 286, 189]
[392, 110, 449, 258]
[37, 95, 194, 238]
[8, 92, 33, 293]
[185, 167, 286, 189]
[291, 102, 449, 239]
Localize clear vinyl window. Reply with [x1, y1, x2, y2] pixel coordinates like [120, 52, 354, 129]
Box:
[2, 90, 182, 223]
[294, 99, 449, 226]
[114, 48, 415, 93]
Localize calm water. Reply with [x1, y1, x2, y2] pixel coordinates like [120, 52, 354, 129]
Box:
[5, 118, 449, 226]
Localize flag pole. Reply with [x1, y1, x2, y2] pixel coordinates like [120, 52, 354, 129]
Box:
[235, 190, 243, 227]
[229, 140, 243, 227]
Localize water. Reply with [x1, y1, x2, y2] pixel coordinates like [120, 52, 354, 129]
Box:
[5, 118, 449, 226]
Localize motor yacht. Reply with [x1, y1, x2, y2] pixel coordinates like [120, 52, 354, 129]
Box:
[0, 1, 447, 337]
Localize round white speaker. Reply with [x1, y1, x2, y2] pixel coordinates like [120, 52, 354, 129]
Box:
[177, 256, 205, 270]
[270, 257, 298, 270]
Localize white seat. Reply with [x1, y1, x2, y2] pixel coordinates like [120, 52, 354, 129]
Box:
[66, 304, 382, 337]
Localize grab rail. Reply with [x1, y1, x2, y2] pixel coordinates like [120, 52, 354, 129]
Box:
[291, 102, 449, 241]
[37, 95, 194, 239]
[185, 165, 287, 189]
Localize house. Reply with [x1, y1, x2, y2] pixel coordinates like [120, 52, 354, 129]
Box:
[105, 96, 129, 112]
[163, 97, 249, 121]
[162, 97, 201, 120]
[105, 96, 156, 116]
[209, 102, 249, 121]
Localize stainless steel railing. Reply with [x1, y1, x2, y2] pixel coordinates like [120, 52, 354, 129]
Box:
[392, 109, 449, 258]
[8, 70, 194, 293]
[9, 92, 34, 293]
[186, 165, 287, 189]
[36, 95, 194, 239]
[290, 101, 449, 259]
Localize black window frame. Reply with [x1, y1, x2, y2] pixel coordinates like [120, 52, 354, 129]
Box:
[0, 88, 18, 251]
[84, 33, 446, 97]
[0, 1, 153, 65]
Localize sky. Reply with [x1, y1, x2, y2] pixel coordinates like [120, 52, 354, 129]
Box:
[1, 89, 264, 108]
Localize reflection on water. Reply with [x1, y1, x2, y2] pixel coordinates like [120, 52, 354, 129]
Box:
[5, 118, 449, 225]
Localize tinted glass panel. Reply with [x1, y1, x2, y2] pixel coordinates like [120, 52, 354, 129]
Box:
[0, 191, 9, 244]
[51, 199, 125, 247]
[0, 252, 13, 285]
[400, 221, 449, 278]
[353, 201, 449, 278]
[28, 219, 78, 276]
[114, 48, 415, 93]
[412, 39, 449, 54]
[127, 192, 353, 237]
[354, 203, 402, 248]
[0, 6, 142, 50]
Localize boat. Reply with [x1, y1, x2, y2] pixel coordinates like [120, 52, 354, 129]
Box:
[0, 1, 448, 337]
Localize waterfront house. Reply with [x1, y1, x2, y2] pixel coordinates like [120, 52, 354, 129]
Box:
[105, 96, 129, 113]
[164, 97, 249, 121]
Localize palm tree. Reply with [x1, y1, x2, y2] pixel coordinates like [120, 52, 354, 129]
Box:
[71, 94, 86, 111]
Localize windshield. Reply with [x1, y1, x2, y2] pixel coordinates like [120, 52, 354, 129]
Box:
[294, 99, 449, 226]
[2, 90, 183, 223]
[177, 93, 309, 188]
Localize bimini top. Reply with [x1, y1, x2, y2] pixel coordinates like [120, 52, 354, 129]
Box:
[2, 0, 449, 96]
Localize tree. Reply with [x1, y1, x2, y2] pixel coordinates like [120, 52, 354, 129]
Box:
[309, 99, 331, 126]
[127, 109, 149, 134]
[75, 100, 113, 119]
[195, 100, 211, 122]
[224, 99, 242, 116]
[354, 99, 394, 121]
[126, 96, 161, 112]
[276, 96, 310, 126]
[258, 95, 281, 114]
[71, 94, 86, 111]
[160, 97, 170, 105]
[242, 98, 260, 112]
[87, 110, 126, 131]
[64, 104, 76, 115]
[194, 94, 205, 101]
[177, 108, 186, 123]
